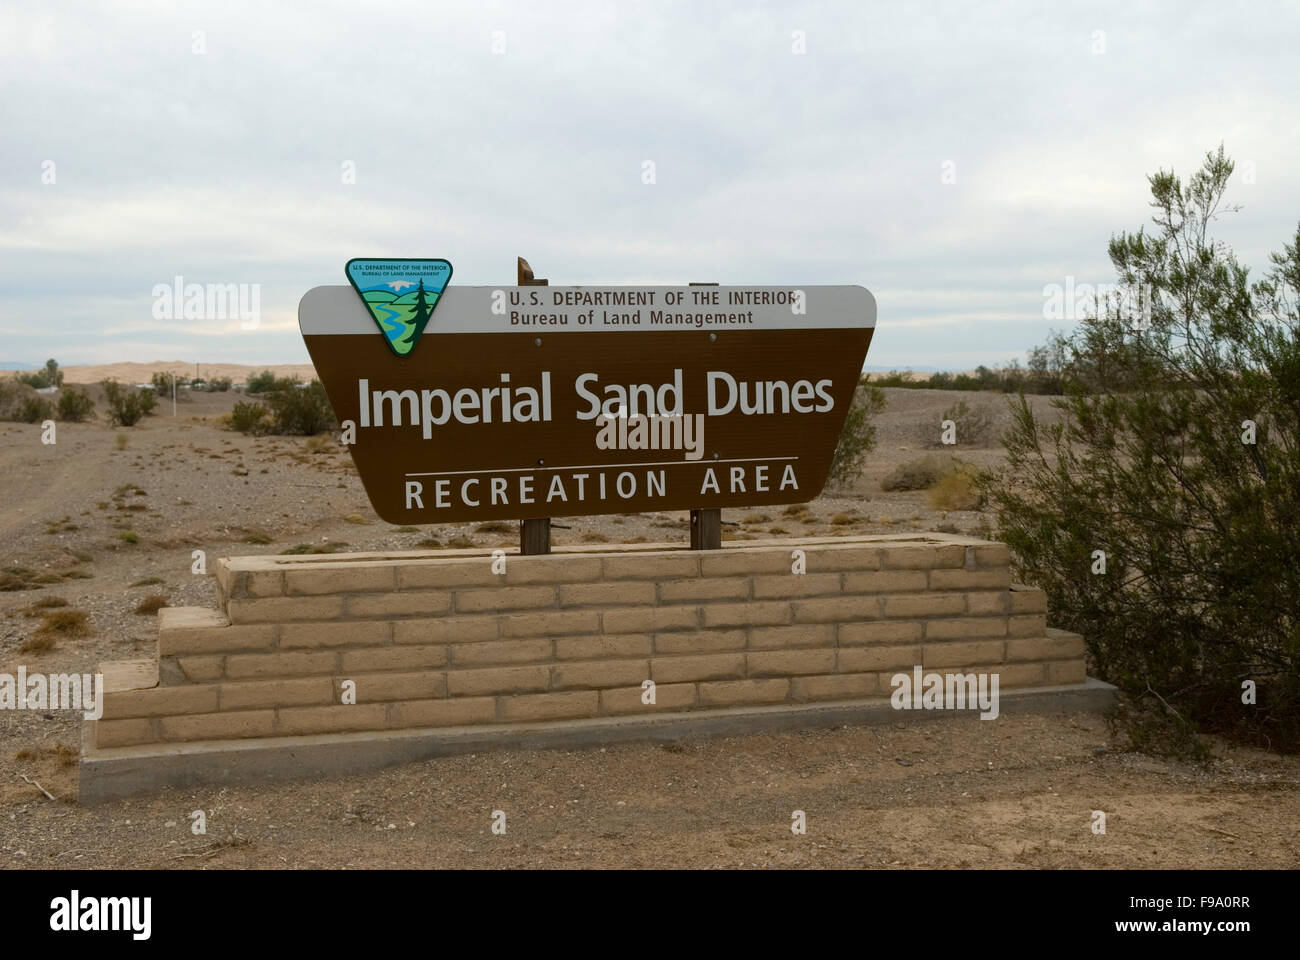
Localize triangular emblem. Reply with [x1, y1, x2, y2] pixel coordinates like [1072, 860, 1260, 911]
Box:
[345, 258, 453, 357]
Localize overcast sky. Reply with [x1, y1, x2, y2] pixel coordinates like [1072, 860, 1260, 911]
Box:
[2, 1, 1297, 370]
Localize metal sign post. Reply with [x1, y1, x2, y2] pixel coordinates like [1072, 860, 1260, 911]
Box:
[518, 257, 551, 556]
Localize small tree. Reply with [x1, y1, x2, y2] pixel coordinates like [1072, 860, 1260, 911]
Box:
[402, 279, 433, 349]
[150, 371, 187, 396]
[16, 359, 62, 389]
[984, 146, 1300, 751]
[828, 383, 887, 487]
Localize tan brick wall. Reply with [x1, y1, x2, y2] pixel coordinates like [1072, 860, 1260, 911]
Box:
[102, 536, 1089, 748]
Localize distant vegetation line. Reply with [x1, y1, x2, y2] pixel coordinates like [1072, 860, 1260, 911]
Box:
[865, 331, 1070, 395]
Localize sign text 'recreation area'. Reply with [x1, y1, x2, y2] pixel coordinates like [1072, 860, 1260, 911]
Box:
[299, 284, 876, 524]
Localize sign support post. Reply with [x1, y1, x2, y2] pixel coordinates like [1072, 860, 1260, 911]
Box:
[688, 282, 722, 551]
[518, 257, 552, 556]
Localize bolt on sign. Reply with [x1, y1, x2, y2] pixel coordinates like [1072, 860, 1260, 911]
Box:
[299, 260, 877, 524]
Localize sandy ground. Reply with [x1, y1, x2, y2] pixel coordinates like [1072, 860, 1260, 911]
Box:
[1, 384, 1296, 869]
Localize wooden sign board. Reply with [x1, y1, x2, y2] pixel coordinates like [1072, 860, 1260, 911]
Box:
[299, 282, 876, 524]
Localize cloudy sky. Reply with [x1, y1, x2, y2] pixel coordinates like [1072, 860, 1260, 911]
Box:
[2, 0, 1297, 370]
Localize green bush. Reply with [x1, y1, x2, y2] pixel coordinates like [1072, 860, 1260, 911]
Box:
[56, 386, 95, 422]
[828, 384, 887, 487]
[984, 146, 1300, 752]
[264, 378, 336, 435]
[229, 401, 272, 435]
[244, 369, 277, 394]
[101, 380, 157, 427]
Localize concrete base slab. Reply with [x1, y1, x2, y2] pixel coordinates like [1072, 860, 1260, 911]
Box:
[79, 677, 1116, 804]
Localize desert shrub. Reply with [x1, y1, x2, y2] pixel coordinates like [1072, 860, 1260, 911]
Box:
[264, 379, 336, 435]
[16, 394, 53, 423]
[916, 399, 996, 448]
[101, 380, 157, 426]
[984, 146, 1300, 751]
[881, 456, 943, 491]
[56, 386, 95, 422]
[229, 401, 271, 435]
[245, 369, 277, 394]
[828, 384, 886, 487]
[0, 381, 52, 423]
[207, 376, 233, 392]
[927, 462, 983, 511]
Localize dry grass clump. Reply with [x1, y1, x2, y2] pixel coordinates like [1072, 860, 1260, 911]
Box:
[280, 541, 347, 555]
[881, 456, 944, 492]
[133, 594, 168, 615]
[21, 608, 91, 652]
[927, 463, 983, 511]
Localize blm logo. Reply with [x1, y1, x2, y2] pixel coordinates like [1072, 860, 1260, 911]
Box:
[345, 258, 453, 357]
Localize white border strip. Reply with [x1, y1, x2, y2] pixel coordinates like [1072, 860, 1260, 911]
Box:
[300, 285, 876, 335]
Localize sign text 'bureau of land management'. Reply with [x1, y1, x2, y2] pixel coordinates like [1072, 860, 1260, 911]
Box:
[299, 266, 877, 525]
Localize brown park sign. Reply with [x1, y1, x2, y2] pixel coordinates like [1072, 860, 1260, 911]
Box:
[298, 280, 876, 524]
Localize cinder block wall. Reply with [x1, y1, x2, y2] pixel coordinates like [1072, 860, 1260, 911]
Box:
[91, 535, 1086, 749]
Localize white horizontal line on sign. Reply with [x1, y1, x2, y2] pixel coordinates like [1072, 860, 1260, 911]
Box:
[404, 456, 799, 477]
[299, 286, 876, 336]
